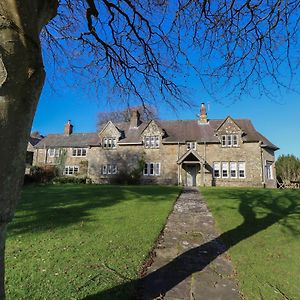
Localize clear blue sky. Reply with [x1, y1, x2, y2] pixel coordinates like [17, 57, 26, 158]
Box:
[32, 78, 300, 159]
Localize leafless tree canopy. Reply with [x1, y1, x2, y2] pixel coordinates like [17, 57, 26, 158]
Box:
[43, 0, 299, 104]
[97, 105, 158, 130]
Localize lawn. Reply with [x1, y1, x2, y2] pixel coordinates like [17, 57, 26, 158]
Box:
[5, 184, 180, 300]
[201, 187, 300, 300]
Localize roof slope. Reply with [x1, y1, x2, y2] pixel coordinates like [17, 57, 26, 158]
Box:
[35, 118, 278, 150]
[35, 133, 99, 148]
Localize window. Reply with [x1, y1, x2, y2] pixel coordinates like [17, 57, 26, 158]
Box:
[72, 148, 87, 157]
[265, 161, 273, 180]
[222, 135, 226, 146]
[48, 148, 60, 157]
[230, 162, 237, 178]
[64, 166, 79, 175]
[238, 162, 246, 178]
[102, 164, 117, 175]
[213, 162, 220, 178]
[227, 135, 232, 147]
[214, 161, 245, 179]
[222, 162, 229, 178]
[221, 134, 239, 147]
[187, 141, 196, 150]
[144, 136, 160, 148]
[144, 162, 160, 176]
[233, 135, 238, 146]
[103, 138, 117, 149]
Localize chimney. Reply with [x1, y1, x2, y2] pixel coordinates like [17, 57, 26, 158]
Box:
[64, 120, 73, 135]
[130, 109, 141, 128]
[198, 103, 208, 124]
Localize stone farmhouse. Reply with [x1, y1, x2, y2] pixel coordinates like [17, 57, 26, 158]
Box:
[33, 103, 278, 188]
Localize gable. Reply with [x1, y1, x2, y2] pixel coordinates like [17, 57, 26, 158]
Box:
[215, 116, 243, 135]
[141, 120, 164, 137]
[98, 121, 121, 140]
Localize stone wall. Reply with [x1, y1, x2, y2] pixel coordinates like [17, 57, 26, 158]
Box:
[33, 139, 276, 187]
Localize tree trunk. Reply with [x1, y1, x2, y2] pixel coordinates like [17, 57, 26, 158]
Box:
[0, 1, 58, 298]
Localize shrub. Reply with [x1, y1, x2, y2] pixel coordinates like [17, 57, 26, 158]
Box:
[24, 165, 58, 184]
[52, 176, 89, 184]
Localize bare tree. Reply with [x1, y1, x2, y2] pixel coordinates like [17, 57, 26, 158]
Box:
[0, 0, 299, 298]
[96, 105, 159, 130]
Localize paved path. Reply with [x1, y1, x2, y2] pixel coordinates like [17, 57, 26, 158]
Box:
[140, 187, 242, 300]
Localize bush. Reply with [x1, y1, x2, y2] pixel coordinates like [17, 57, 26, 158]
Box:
[24, 165, 58, 185]
[52, 176, 89, 184]
[111, 169, 142, 185]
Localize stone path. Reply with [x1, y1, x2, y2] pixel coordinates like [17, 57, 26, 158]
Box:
[139, 187, 242, 300]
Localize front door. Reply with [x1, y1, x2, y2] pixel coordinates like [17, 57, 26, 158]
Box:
[186, 165, 197, 186]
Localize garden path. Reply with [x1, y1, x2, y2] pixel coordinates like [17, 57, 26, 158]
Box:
[140, 187, 243, 300]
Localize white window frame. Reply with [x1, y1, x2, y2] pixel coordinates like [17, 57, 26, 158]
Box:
[186, 141, 196, 150]
[144, 162, 160, 176]
[144, 136, 160, 149]
[222, 162, 229, 178]
[233, 135, 238, 147]
[102, 164, 117, 175]
[102, 138, 117, 149]
[72, 148, 87, 157]
[48, 148, 60, 157]
[230, 162, 237, 178]
[238, 162, 246, 178]
[64, 165, 79, 175]
[213, 162, 221, 178]
[221, 134, 239, 147]
[265, 161, 273, 180]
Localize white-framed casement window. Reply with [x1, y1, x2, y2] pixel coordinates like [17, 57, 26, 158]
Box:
[238, 162, 246, 178]
[230, 162, 237, 178]
[144, 136, 160, 149]
[48, 148, 60, 157]
[102, 137, 117, 149]
[72, 148, 87, 157]
[144, 162, 160, 176]
[214, 161, 245, 179]
[64, 166, 79, 175]
[221, 134, 239, 147]
[102, 164, 118, 175]
[265, 161, 273, 180]
[233, 135, 238, 146]
[222, 162, 229, 178]
[213, 162, 221, 178]
[187, 141, 196, 150]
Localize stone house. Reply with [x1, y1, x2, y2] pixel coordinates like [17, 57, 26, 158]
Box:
[33, 104, 278, 187]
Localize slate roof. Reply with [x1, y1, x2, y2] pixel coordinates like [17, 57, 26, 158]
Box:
[35, 118, 278, 150]
[35, 133, 100, 148]
[29, 137, 42, 147]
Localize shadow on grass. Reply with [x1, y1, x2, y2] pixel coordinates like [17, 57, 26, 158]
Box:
[83, 188, 300, 299]
[8, 185, 178, 236]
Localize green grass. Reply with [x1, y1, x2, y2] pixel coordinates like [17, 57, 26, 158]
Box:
[201, 187, 300, 300]
[5, 184, 180, 300]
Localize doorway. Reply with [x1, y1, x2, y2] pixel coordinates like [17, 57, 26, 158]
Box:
[186, 165, 197, 186]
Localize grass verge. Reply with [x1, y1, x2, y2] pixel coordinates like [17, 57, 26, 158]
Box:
[6, 184, 180, 300]
[201, 187, 300, 300]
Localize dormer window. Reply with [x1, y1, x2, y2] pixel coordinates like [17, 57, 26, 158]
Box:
[144, 136, 160, 149]
[221, 134, 239, 147]
[103, 137, 117, 149]
[187, 141, 196, 150]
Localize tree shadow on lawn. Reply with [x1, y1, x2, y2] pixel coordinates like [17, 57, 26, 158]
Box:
[7, 185, 178, 236]
[83, 188, 300, 299]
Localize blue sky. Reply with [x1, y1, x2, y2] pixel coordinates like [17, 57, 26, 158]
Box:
[32, 80, 300, 159]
